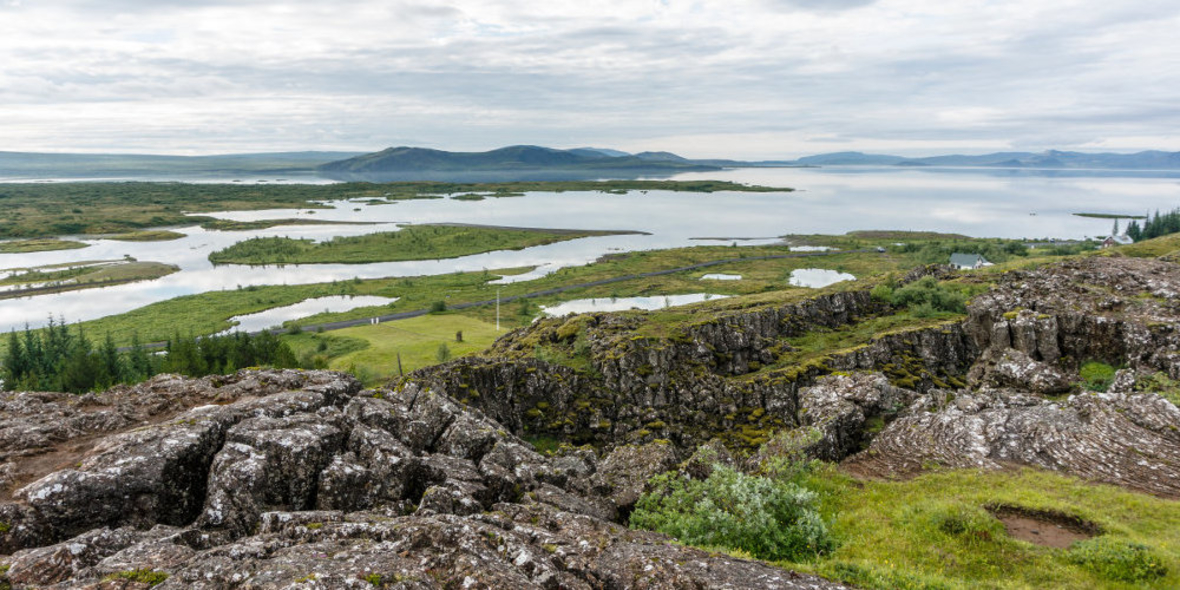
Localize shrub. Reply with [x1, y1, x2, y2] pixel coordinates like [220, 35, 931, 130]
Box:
[428, 300, 447, 313]
[104, 570, 169, 586]
[928, 504, 1004, 547]
[1133, 371, 1180, 406]
[1067, 537, 1167, 582]
[435, 343, 452, 363]
[889, 276, 966, 314]
[630, 464, 833, 561]
[1079, 361, 1116, 392]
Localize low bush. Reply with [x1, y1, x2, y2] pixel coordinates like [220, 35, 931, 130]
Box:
[630, 464, 833, 561]
[1079, 361, 1116, 392]
[1067, 537, 1168, 582]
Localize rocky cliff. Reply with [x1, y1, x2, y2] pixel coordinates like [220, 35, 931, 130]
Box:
[0, 369, 849, 589]
[407, 255, 1180, 494]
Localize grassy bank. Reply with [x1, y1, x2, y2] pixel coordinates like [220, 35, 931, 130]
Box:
[106, 230, 186, 241]
[0, 238, 88, 253]
[790, 466, 1180, 590]
[0, 261, 179, 299]
[287, 314, 503, 385]
[200, 218, 377, 231]
[207, 225, 635, 265]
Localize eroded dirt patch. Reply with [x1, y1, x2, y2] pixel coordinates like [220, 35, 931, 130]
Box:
[986, 504, 1100, 548]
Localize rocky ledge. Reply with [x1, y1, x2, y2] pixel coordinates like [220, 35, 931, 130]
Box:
[0, 369, 848, 589]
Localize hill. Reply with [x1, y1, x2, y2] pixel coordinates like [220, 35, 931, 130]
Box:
[0, 151, 362, 179]
[316, 145, 719, 181]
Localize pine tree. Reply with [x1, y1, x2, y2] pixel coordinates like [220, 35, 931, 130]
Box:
[2, 330, 27, 390]
[97, 333, 123, 387]
[128, 332, 154, 380]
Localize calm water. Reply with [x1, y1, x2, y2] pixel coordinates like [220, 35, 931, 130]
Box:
[789, 268, 857, 288]
[542, 294, 728, 316]
[3, 166, 1178, 331]
[219, 295, 397, 334]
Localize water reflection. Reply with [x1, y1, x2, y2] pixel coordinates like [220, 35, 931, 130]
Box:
[789, 269, 856, 288]
[542, 294, 729, 316]
[220, 295, 397, 334]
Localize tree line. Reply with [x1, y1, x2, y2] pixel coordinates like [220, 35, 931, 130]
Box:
[1126, 209, 1180, 242]
[2, 319, 297, 393]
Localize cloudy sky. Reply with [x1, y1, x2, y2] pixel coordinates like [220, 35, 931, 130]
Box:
[1, 0, 1178, 158]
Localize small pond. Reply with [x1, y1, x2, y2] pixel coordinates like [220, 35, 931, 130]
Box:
[542, 293, 729, 316]
[221, 295, 397, 333]
[700, 273, 742, 281]
[789, 269, 856, 288]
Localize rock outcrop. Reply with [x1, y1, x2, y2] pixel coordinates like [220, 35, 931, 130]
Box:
[407, 255, 1180, 495]
[0, 369, 849, 589]
[845, 388, 1180, 497]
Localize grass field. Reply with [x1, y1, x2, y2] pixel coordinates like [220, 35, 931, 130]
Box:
[207, 225, 634, 265]
[0, 238, 88, 253]
[200, 218, 380, 231]
[284, 314, 502, 385]
[0, 261, 179, 299]
[105, 230, 186, 241]
[788, 466, 1180, 590]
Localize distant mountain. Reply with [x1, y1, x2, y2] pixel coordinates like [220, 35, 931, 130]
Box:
[793, 152, 908, 166]
[787, 150, 1180, 170]
[317, 145, 719, 182]
[0, 151, 363, 179]
[568, 147, 631, 158]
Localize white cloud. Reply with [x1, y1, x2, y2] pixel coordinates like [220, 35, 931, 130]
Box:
[0, 0, 1177, 157]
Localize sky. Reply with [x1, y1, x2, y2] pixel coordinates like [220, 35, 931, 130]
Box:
[1, 0, 1178, 159]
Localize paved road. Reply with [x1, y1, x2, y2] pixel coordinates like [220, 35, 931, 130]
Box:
[131, 248, 872, 350]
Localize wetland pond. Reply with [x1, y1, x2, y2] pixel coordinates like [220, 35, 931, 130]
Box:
[4, 166, 1179, 331]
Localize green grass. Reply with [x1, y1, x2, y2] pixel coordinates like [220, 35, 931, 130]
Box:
[207, 225, 633, 265]
[200, 218, 376, 231]
[300, 314, 504, 385]
[751, 311, 963, 377]
[1109, 233, 1180, 259]
[0, 238, 88, 253]
[788, 467, 1180, 590]
[105, 230, 186, 241]
[0, 261, 178, 299]
[103, 569, 168, 586]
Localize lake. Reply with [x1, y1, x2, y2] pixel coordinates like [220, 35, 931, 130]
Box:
[3, 166, 1178, 332]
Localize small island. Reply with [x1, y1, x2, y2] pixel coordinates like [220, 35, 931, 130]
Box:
[208, 224, 643, 265]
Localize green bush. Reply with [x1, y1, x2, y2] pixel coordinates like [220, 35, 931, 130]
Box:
[889, 276, 967, 314]
[820, 561, 953, 590]
[630, 464, 833, 561]
[103, 570, 169, 586]
[928, 505, 1005, 547]
[1132, 371, 1180, 406]
[1067, 537, 1167, 582]
[1079, 361, 1116, 392]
